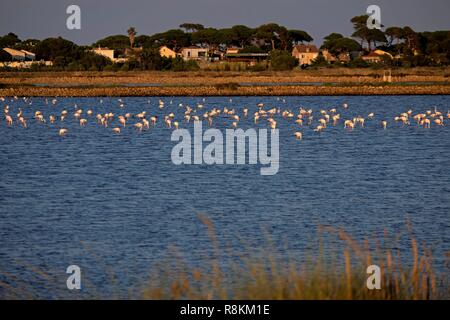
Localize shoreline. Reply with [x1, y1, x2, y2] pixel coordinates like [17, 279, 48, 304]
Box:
[1, 85, 450, 97]
[1, 69, 450, 96]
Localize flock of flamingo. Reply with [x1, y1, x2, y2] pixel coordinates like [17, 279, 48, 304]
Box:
[2, 96, 449, 140]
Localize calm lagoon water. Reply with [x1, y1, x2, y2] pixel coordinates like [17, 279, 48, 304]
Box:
[0, 95, 449, 298]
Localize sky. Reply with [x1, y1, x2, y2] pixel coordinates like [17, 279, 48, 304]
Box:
[1, 0, 449, 46]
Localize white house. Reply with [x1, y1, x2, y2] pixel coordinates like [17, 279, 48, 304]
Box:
[90, 47, 127, 63]
[179, 46, 209, 61]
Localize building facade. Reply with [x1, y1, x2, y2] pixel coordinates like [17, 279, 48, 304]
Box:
[292, 44, 319, 65]
[91, 47, 115, 60]
[179, 46, 209, 61]
[159, 46, 177, 59]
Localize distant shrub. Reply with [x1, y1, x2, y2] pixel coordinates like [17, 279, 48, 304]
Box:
[119, 63, 130, 71]
[310, 54, 329, 67]
[185, 60, 200, 71]
[248, 63, 267, 72]
[347, 57, 368, 68]
[103, 64, 116, 72]
[171, 58, 199, 71]
[214, 82, 240, 90]
[65, 61, 84, 71]
[269, 50, 298, 71]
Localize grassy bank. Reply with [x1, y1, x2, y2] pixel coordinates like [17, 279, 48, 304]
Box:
[1, 84, 450, 97]
[1, 68, 450, 86]
[1, 68, 449, 96]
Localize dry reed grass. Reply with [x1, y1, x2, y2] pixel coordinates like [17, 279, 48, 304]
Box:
[142, 215, 449, 300]
[1, 215, 448, 300]
[1, 84, 450, 97]
[2, 68, 449, 96]
[1, 68, 450, 86]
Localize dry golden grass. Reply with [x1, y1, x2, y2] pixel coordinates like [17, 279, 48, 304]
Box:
[1, 67, 449, 96]
[1, 84, 450, 97]
[142, 215, 449, 300]
[0, 215, 448, 299]
[1, 67, 450, 86]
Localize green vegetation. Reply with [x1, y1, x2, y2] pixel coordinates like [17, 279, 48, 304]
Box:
[350, 15, 387, 51]
[321, 33, 360, 56]
[0, 32, 21, 48]
[127, 27, 137, 48]
[0, 49, 10, 62]
[0, 22, 313, 72]
[1, 14, 450, 72]
[269, 50, 298, 71]
[34, 37, 111, 71]
[93, 35, 129, 50]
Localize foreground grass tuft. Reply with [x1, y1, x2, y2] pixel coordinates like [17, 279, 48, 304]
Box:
[143, 215, 449, 300]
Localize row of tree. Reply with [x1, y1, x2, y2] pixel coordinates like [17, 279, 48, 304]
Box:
[322, 16, 450, 66]
[1, 16, 450, 70]
[88, 19, 450, 68]
[0, 32, 200, 71]
[95, 23, 313, 53]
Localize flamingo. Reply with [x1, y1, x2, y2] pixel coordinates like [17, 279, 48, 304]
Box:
[5, 115, 13, 126]
[134, 123, 143, 132]
[344, 120, 354, 130]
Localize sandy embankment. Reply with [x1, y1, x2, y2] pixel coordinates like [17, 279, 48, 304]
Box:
[1, 69, 449, 96]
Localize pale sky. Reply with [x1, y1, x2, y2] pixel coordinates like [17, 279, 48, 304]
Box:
[1, 0, 449, 45]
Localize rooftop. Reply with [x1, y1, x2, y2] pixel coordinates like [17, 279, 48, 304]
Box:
[3, 48, 27, 56]
[293, 44, 319, 53]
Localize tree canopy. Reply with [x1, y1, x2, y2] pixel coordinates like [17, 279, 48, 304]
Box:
[322, 33, 360, 55]
[148, 29, 192, 50]
[93, 35, 129, 50]
[33, 37, 111, 70]
[288, 30, 313, 44]
[351, 15, 386, 50]
[2, 18, 450, 70]
[0, 33, 21, 48]
[179, 23, 205, 33]
[269, 49, 298, 70]
[127, 27, 137, 48]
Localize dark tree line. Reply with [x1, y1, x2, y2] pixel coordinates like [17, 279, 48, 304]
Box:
[1, 17, 450, 70]
[320, 15, 450, 67]
[93, 23, 312, 53]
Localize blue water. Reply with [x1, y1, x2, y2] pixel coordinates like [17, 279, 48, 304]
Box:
[0, 95, 449, 298]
